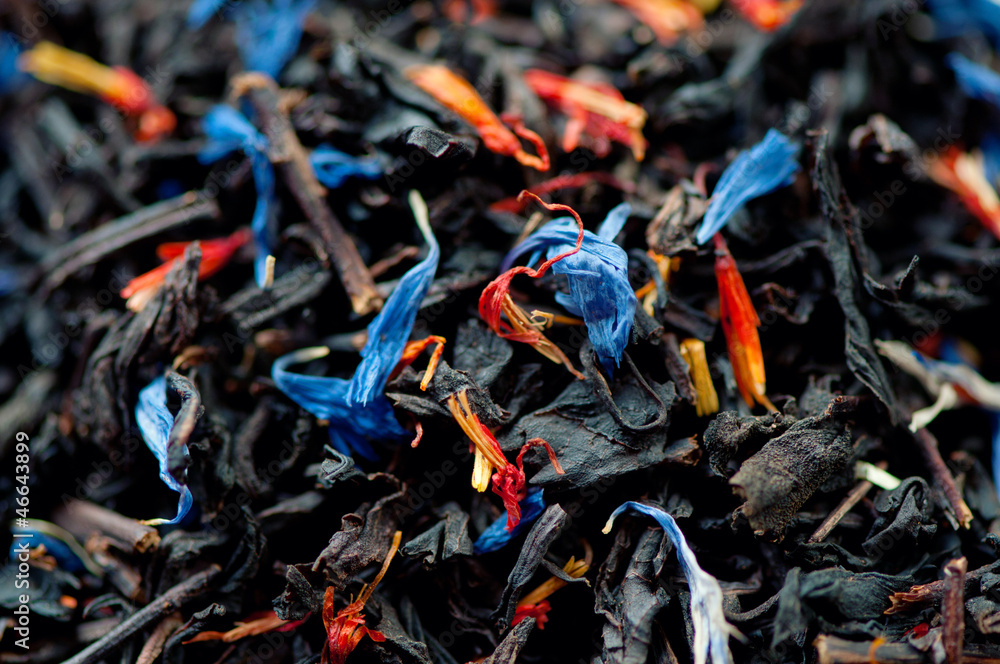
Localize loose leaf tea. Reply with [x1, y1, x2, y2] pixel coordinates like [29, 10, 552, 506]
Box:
[6, 1, 1000, 663]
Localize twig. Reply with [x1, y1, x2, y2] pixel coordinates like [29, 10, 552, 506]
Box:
[136, 612, 184, 664]
[885, 559, 1000, 614]
[815, 635, 1000, 664]
[808, 462, 885, 543]
[61, 566, 220, 664]
[914, 428, 973, 529]
[233, 73, 383, 316]
[54, 499, 161, 554]
[943, 557, 968, 664]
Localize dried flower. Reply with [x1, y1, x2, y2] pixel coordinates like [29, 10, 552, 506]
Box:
[185, 611, 309, 643]
[199, 105, 275, 288]
[502, 203, 636, 375]
[446, 390, 563, 530]
[121, 228, 252, 312]
[322, 531, 401, 664]
[513, 554, 590, 629]
[608, 0, 706, 45]
[730, 0, 803, 31]
[272, 192, 440, 460]
[348, 190, 440, 405]
[187, 0, 229, 28]
[17, 41, 175, 142]
[926, 146, 1000, 240]
[603, 502, 741, 664]
[135, 376, 193, 526]
[442, 0, 498, 23]
[405, 64, 550, 171]
[524, 69, 647, 161]
[948, 53, 1000, 108]
[235, 0, 315, 79]
[713, 234, 775, 411]
[310, 145, 382, 188]
[696, 129, 800, 244]
[680, 338, 720, 416]
[473, 487, 546, 554]
[481, 194, 590, 378]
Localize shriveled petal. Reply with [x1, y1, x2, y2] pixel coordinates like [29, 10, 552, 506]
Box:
[135, 376, 193, 525]
[348, 191, 440, 405]
[199, 105, 275, 287]
[604, 502, 739, 664]
[501, 204, 636, 374]
[310, 145, 382, 188]
[235, 0, 315, 79]
[696, 129, 800, 244]
[473, 488, 546, 554]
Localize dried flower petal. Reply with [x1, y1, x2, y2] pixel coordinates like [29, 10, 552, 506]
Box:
[926, 146, 1000, 240]
[120, 228, 252, 312]
[309, 145, 382, 188]
[135, 376, 193, 526]
[17, 41, 175, 142]
[473, 488, 546, 554]
[680, 338, 719, 416]
[713, 234, 774, 411]
[696, 129, 800, 244]
[603, 502, 740, 664]
[948, 52, 1000, 108]
[322, 531, 401, 664]
[199, 105, 275, 287]
[502, 203, 636, 375]
[348, 191, 439, 405]
[524, 69, 647, 160]
[608, 0, 705, 45]
[514, 555, 590, 629]
[405, 64, 550, 171]
[730, 0, 803, 31]
[187, 0, 228, 28]
[235, 0, 315, 79]
[272, 192, 439, 460]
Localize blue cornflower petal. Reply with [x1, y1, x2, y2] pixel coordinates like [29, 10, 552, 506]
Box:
[272, 192, 439, 459]
[235, 0, 315, 79]
[982, 133, 1000, 186]
[695, 129, 801, 245]
[501, 203, 636, 375]
[186, 0, 228, 28]
[348, 192, 440, 405]
[604, 502, 739, 664]
[199, 105, 274, 288]
[271, 348, 409, 462]
[0, 33, 27, 95]
[926, 0, 1000, 46]
[136, 376, 194, 526]
[310, 145, 383, 188]
[9, 526, 87, 573]
[473, 488, 545, 555]
[948, 53, 1000, 109]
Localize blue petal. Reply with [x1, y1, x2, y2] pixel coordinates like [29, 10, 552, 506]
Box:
[136, 376, 194, 525]
[473, 488, 546, 554]
[0, 33, 27, 95]
[347, 201, 440, 405]
[186, 0, 228, 28]
[696, 129, 801, 245]
[926, 0, 1000, 45]
[605, 502, 736, 664]
[983, 133, 1000, 187]
[502, 208, 636, 375]
[199, 105, 275, 288]
[234, 0, 315, 79]
[272, 349, 409, 462]
[8, 527, 86, 573]
[948, 53, 1000, 109]
[310, 145, 383, 188]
